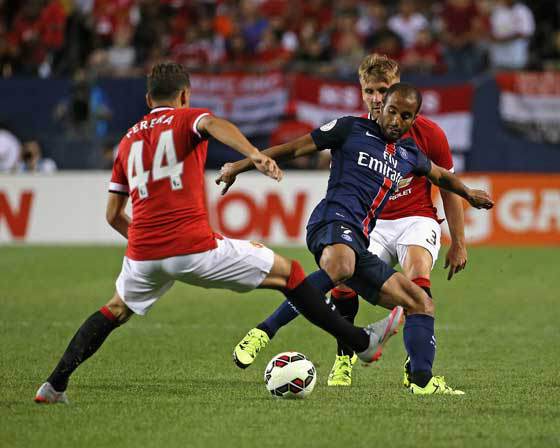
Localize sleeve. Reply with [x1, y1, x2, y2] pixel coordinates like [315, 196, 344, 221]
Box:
[412, 150, 432, 177]
[310, 116, 354, 152]
[109, 146, 129, 195]
[425, 121, 454, 172]
[183, 108, 212, 140]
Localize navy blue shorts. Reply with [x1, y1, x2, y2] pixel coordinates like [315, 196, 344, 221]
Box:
[306, 221, 396, 304]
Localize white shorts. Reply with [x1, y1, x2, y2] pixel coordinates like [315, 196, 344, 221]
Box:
[116, 237, 275, 315]
[368, 216, 441, 269]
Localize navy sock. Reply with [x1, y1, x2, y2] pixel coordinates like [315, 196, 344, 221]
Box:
[306, 269, 335, 295]
[257, 300, 299, 339]
[332, 292, 359, 356]
[257, 270, 334, 339]
[403, 314, 435, 387]
[286, 277, 369, 353]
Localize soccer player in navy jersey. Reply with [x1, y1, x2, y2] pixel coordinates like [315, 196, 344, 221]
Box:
[233, 54, 469, 388]
[217, 83, 493, 394]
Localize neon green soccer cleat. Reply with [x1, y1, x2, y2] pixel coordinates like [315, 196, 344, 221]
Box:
[233, 328, 270, 369]
[327, 354, 358, 387]
[409, 376, 465, 395]
[403, 356, 411, 388]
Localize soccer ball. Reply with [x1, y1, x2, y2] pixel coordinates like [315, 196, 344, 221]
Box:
[264, 352, 317, 399]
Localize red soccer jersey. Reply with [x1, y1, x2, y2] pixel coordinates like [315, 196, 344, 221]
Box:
[359, 113, 453, 221]
[109, 106, 217, 261]
[380, 115, 454, 220]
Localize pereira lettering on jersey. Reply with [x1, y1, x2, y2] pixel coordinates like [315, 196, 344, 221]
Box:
[109, 107, 216, 261]
[307, 116, 431, 241]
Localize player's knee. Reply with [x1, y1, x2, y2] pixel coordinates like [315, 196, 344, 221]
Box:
[321, 258, 354, 283]
[406, 289, 434, 316]
[105, 295, 134, 324]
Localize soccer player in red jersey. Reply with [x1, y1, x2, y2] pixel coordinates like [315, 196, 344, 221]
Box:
[230, 54, 469, 389]
[34, 63, 395, 404]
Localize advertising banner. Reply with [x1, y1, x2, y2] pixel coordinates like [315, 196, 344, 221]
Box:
[189, 72, 289, 136]
[1, 173, 558, 246]
[496, 71, 560, 144]
[292, 74, 474, 151]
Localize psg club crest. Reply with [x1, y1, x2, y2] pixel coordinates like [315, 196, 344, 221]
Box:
[398, 146, 408, 160]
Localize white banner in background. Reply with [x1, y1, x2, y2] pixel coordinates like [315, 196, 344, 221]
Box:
[1, 173, 558, 246]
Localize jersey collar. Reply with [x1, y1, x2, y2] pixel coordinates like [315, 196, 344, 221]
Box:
[150, 107, 175, 113]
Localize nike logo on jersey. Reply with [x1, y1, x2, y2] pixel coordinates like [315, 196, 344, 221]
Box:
[335, 212, 346, 218]
[365, 131, 383, 141]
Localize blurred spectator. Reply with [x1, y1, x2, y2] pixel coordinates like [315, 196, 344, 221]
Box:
[224, 30, 252, 70]
[387, 0, 428, 48]
[91, 0, 138, 48]
[89, 25, 138, 77]
[356, 2, 387, 43]
[0, 31, 18, 77]
[0, 124, 21, 172]
[368, 27, 403, 63]
[15, 140, 57, 173]
[8, 0, 65, 76]
[53, 69, 112, 138]
[101, 139, 118, 170]
[489, 0, 535, 70]
[0, 0, 553, 78]
[239, 0, 269, 53]
[253, 27, 293, 70]
[437, 0, 484, 75]
[401, 27, 445, 74]
[540, 30, 560, 71]
[331, 30, 365, 79]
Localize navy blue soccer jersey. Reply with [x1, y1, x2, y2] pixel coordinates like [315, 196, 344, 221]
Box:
[307, 116, 432, 242]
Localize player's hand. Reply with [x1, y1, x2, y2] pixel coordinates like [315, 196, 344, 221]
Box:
[250, 153, 283, 182]
[215, 163, 237, 195]
[466, 189, 494, 209]
[444, 242, 467, 281]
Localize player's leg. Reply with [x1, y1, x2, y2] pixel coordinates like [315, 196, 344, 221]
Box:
[35, 293, 132, 404]
[259, 252, 392, 363]
[375, 273, 463, 395]
[253, 242, 357, 338]
[35, 258, 174, 403]
[233, 242, 359, 368]
[330, 227, 397, 361]
[395, 217, 441, 387]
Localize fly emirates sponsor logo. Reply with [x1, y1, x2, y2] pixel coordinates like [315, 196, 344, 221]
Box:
[357, 151, 403, 183]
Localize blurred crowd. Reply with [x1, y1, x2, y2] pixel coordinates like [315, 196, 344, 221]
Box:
[0, 0, 558, 80]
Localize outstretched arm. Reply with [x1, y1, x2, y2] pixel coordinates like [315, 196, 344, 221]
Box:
[427, 164, 494, 209]
[216, 134, 318, 194]
[440, 189, 467, 280]
[197, 115, 282, 182]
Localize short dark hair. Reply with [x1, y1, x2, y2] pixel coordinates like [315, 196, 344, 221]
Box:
[384, 82, 422, 114]
[147, 62, 191, 101]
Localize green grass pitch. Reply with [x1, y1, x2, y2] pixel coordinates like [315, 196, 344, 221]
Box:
[1, 246, 559, 448]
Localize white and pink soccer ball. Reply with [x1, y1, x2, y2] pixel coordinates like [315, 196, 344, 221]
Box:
[264, 352, 317, 399]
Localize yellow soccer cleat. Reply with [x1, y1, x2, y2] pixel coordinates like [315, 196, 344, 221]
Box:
[327, 354, 357, 386]
[409, 375, 465, 395]
[403, 356, 411, 388]
[233, 328, 270, 369]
